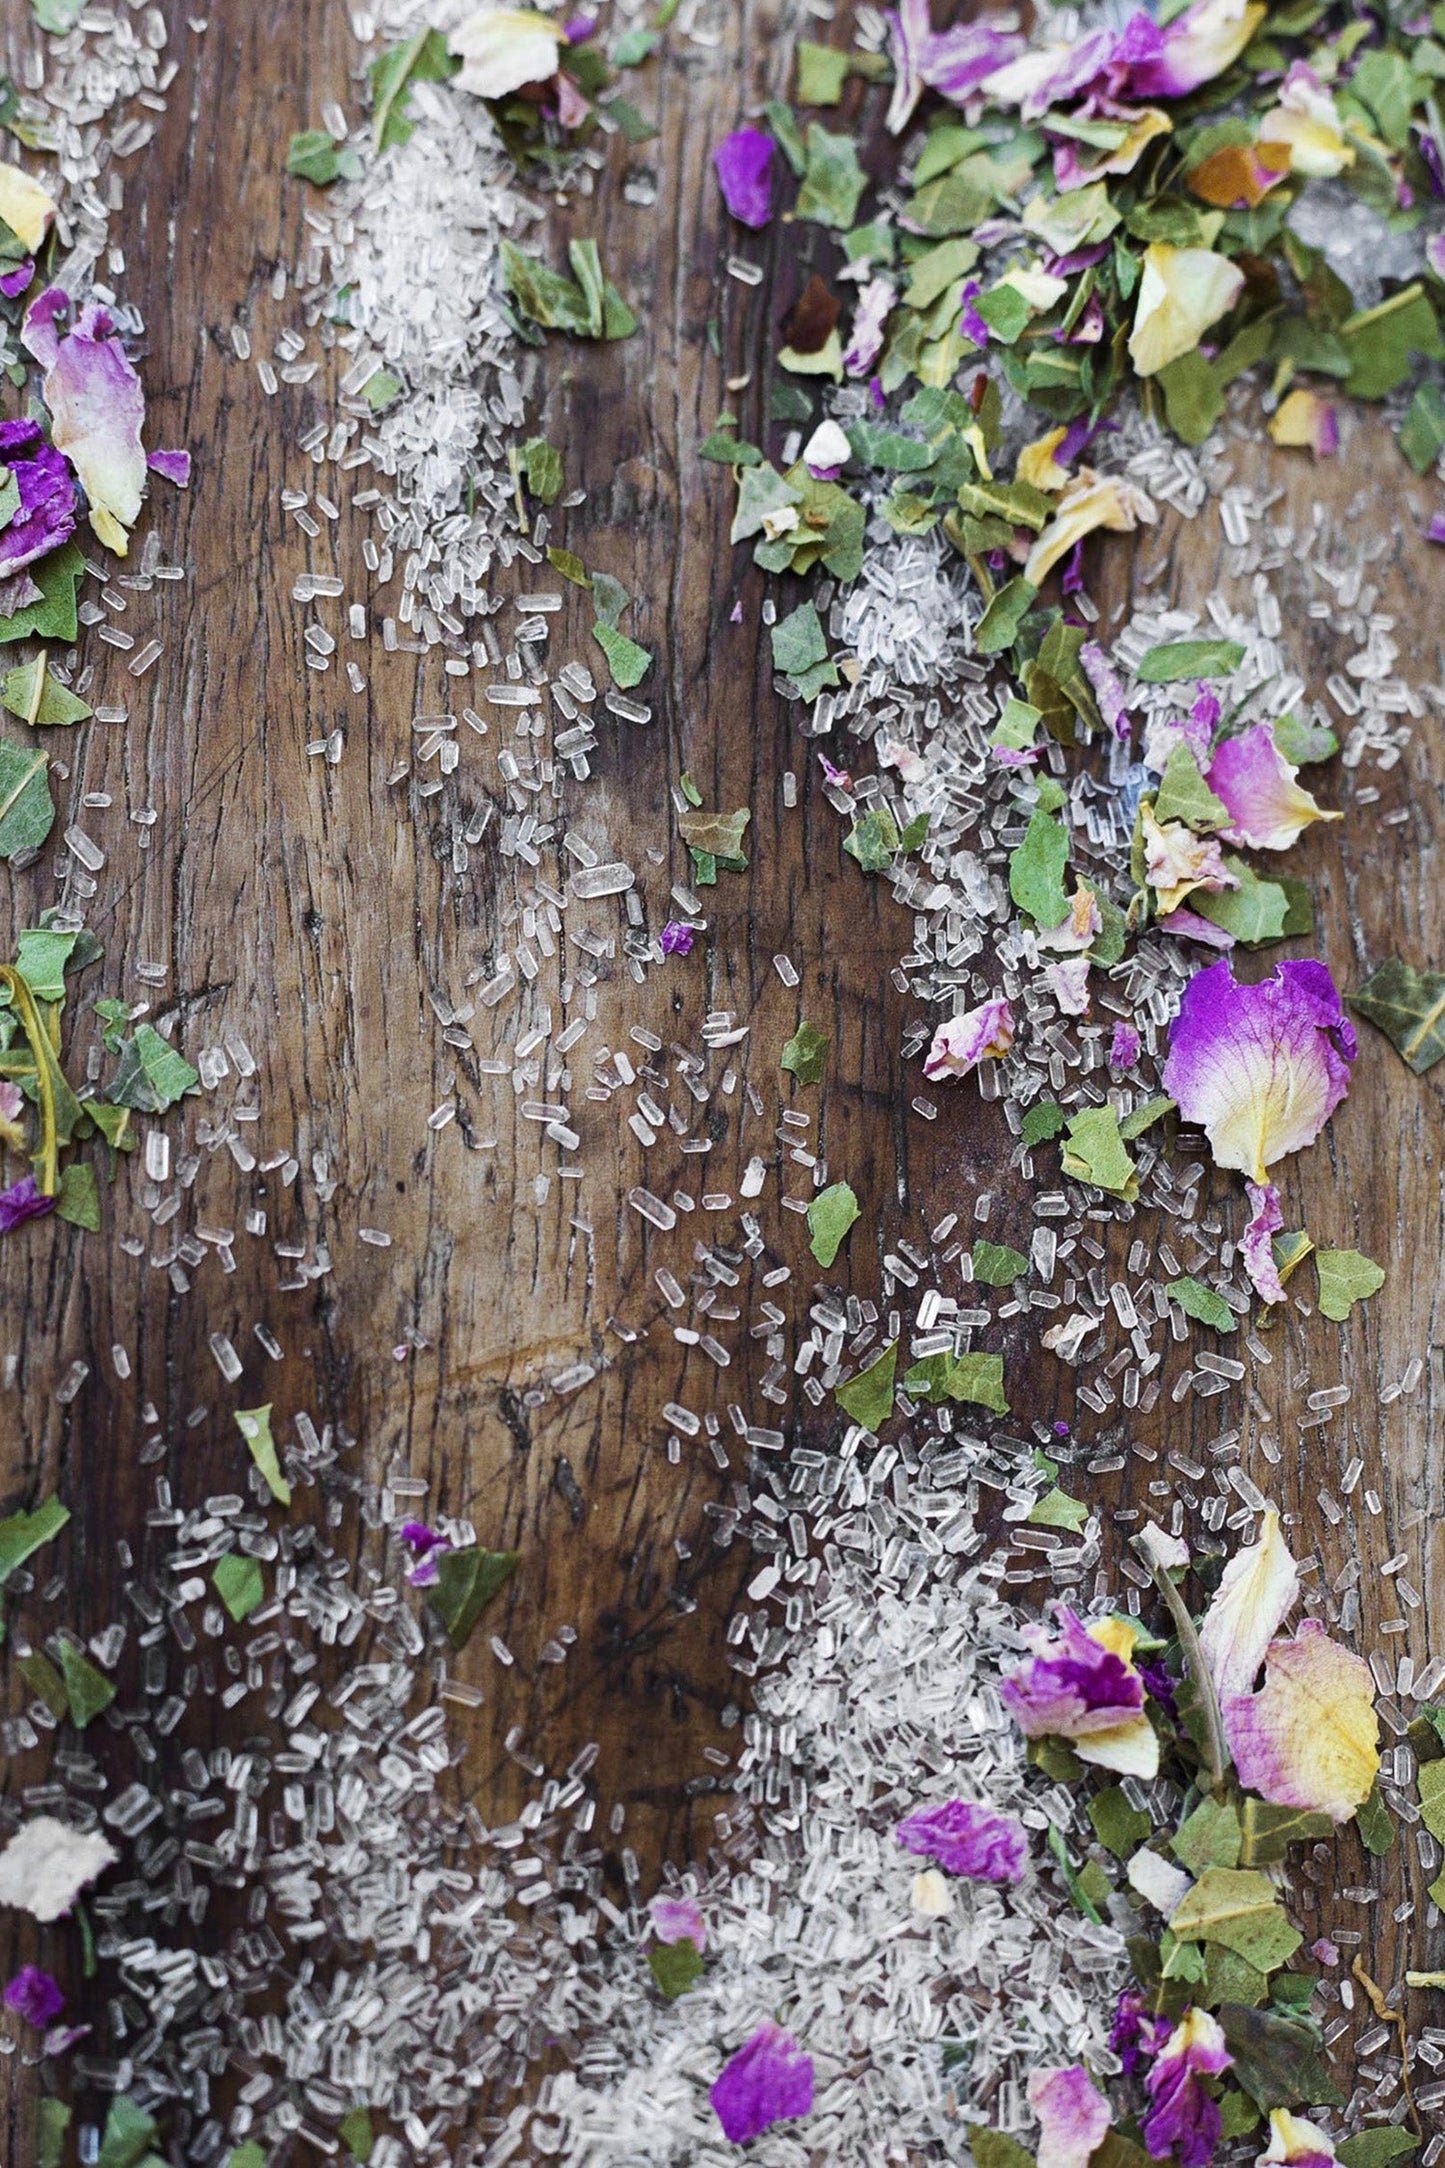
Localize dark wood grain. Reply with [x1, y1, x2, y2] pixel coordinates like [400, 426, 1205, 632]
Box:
[0, 0, 1442, 2151]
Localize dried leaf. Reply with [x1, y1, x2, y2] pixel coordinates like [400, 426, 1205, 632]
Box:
[835, 1339, 897, 1432]
[58, 1639, 115, 1728]
[1314, 1248, 1385, 1322]
[592, 621, 651, 688]
[107, 1023, 199, 1113]
[1135, 637, 1244, 683]
[808, 1180, 859, 1268]
[1165, 1276, 1236, 1332]
[1168, 1867, 1303, 1970]
[780, 1020, 827, 1084]
[972, 1240, 1027, 1286]
[213, 1552, 265, 1624]
[1216, 2003, 1344, 2109]
[425, 1545, 520, 1649]
[903, 1350, 1008, 1413]
[647, 1937, 703, 1998]
[0, 736, 55, 858]
[235, 1404, 291, 1507]
[1351, 956, 1445, 1073]
[1008, 809, 1069, 928]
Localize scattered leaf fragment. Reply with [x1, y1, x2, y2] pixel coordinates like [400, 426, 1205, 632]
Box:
[235, 1404, 291, 1507]
[1135, 637, 1244, 683]
[592, 621, 651, 689]
[648, 1937, 703, 1998]
[1165, 1276, 1236, 1332]
[808, 1180, 859, 1268]
[425, 1545, 520, 1650]
[1351, 957, 1445, 1073]
[835, 1339, 896, 1432]
[213, 1552, 265, 1624]
[1314, 1248, 1385, 1322]
[58, 1639, 115, 1728]
[780, 1019, 827, 1084]
[972, 1239, 1027, 1286]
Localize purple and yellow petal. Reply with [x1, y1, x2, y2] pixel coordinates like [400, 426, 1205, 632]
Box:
[1143, 808, 1237, 916]
[1143, 2007, 1231, 2168]
[1198, 1508, 1298, 1699]
[1257, 2109, 1339, 2168]
[1241, 1180, 1286, 1304]
[1028, 2063, 1112, 2168]
[1127, 0, 1265, 97]
[1162, 958, 1355, 1185]
[1024, 469, 1156, 585]
[1223, 1620, 1378, 1822]
[924, 995, 1013, 1081]
[844, 277, 895, 377]
[23, 289, 148, 555]
[1001, 1605, 1145, 1740]
[1205, 723, 1339, 850]
[0, 164, 56, 254]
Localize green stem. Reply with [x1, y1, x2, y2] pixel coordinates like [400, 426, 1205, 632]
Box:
[1133, 1535, 1227, 1796]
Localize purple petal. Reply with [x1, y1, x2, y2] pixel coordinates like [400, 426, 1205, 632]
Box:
[959, 277, 991, 346]
[1029, 2063, 1112, 2168]
[660, 918, 695, 957]
[710, 2021, 813, 2145]
[4, 1966, 64, 2029]
[1427, 510, 1445, 546]
[887, 1, 1022, 130]
[22, 288, 147, 554]
[1001, 1604, 1144, 1739]
[1241, 1180, 1285, 1304]
[843, 276, 896, 378]
[1125, 0, 1261, 99]
[1081, 641, 1131, 741]
[1143, 2007, 1231, 2168]
[0, 1175, 55, 1232]
[1206, 722, 1335, 850]
[713, 129, 775, 229]
[1155, 905, 1236, 949]
[1111, 1991, 1172, 2077]
[923, 995, 1013, 1081]
[148, 447, 191, 487]
[886, 0, 931, 133]
[1109, 1022, 1141, 1071]
[896, 1798, 1029, 1882]
[0, 415, 77, 582]
[0, 258, 34, 301]
[1163, 958, 1355, 1184]
[649, 1892, 706, 1950]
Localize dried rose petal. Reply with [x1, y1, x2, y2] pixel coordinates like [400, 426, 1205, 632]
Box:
[710, 2021, 813, 2144]
[1223, 1620, 1379, 1822]
[1029, 2063, 1111, 2168]
[895, 1798, 1029, 1883]
[923, 995, 1013, 1081]
[0, 416, 77, 582]
[712, 128, 774, 229]
[1198, 1508, 1298, 1699]
[1205, 723, 1338, 851]
[649, 1892, 706, 1950]
[1143, 2006, 1232, 2168]
[22, 288, 147, 555]
[3, 1966, 64, 2029]
[0, 1175, 55, 1233]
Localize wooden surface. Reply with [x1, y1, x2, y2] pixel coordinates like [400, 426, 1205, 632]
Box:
[1, 0, 1444, 2141]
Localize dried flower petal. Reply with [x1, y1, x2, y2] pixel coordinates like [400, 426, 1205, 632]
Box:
[1024, 468, 1156, 584]
[3, 1966, 64, 2029]
[649, 1893, 706, 1951]
[1143, 808, 1237, 915]
[0, 163, 56, 254]
[1257, 2109, 1338, 2168]
[449, 7, 562, 98]
[1199, 1508, 1298, 1699]
[843, 276, 895, 377]
[1143, 2006, 1231, 2168]
[148, 448, 192, 487]
[1128, 242, 1245, 378]
[895, 1798, 1029, 1883]
[923, 995, 1013, 1080]
[1240, 1180, 1286, 1304]
[1223, 1620, 1379, 1822]
[1127, 0, 1265, 97]
[1268, 389, 1339, 458]
[22, 288, 148, 555]
[0, 416, 76, 583]
[0, 1817, 117, 1922]
[660, 919, 695, 957]
[1206, 723, 1339, 850]
[1109, 1022, 1141, 1071]
[0, 1175, 55, 1233]
[1162, 958, 1355, 1185]
[713, 128, 775, 228]
[710, 2021, 814, 2144]
[1029, 2064, 1112, 2168]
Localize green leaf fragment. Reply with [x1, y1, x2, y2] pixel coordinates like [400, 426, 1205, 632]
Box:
[975, 576, 1036, 655]
[972, 1240, 1027, 1286]
[647, 1937, 703, 1998]
[37, 2098, 72, 2168]
[1152, 745, 1228, 830]
[19, 1650, 67, 1720]
[59, 1638, 115, 1727]
[613, 25, 659, 65]
[1171, 1797, 1242, 1874]
[1399, 381, 1445, 475]
[213, 1551, 266, 1623]
[369, 27, 458, 152]
[780, 1020, 827, 1084]
[1061, 1106, 1138, 1200]
[107, 1024, 200, 1112]
[425, 1545, 520, 1649]
[285, 129, 361, 185]
[1028, 1486, 1089, 1533]
[228, 2147, 268, 2168]
[795, 124, 867, 229]
[592, 621, 651, 689]
[1351, 956, 1445, 1073]
[0, 1493, 68, 1583]
[1021, 1099, 1065, 1147]
[0, 540, 86, 645]
[808, 1180, 859, 1267]
[1314, 1247, 1385, 1321]
[1169, 1867, 1303, 1970]
[56, 1161, 100, 1231]
[546, 547, 590, 587]
[1008, 809, 1070, 928]
[771, 600, 830, 680]
[835, 1339, 897, 1432]
[796, 40, 850, 104]
[338, 2106, 375, 2162]
[1355, 1778, 1396, 1856]
[1336, 2133, 1419, 2168]
[844, 806, 901, 872]
[519, 437, 564, 505]
[236, 1404, 291, 1507]
[1165, 1276, 1236, 1332]
[1192, 859, 1291, 945]
[1117, 1092, 1173, 1140]
[0, 736, 55, 857]
[1088, 1785, 1151, 1857]
[31, 0, 86, 30]
[903, 1350, 1008, 1413]
[1340, 284, 1443, 399]
[96, 2094, 160, 2168]
[1135, 638, 1244, 684]
[966, 2127, 1037, 2168]
[1272, 711, 1337, 766]
[1217, 2003, 1344, 2110]
[1, 656, 91, 728]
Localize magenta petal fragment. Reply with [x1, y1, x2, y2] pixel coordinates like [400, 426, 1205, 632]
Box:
[649, 1892, 707, 1950]
[0, 1175, 55, 1232]
[1241, 1180, 1285, 1304]
[1029, 2063, 1112, 2168]
[0, 258, 34, 301]
[4, 1966, 64, 2029]
[1206, 722, 1334, 850]
[923, 995, 1013, 1081]
[1001, 1605, 1144, 1740]
[895, 1798, 1029, 1883]
[148, 447, 191, 487]
[23, 287, 147, 554]
[1143, 2007, 1232, 2168]
[0, 415, 77, 582]
[843, 276, 896, 377]
[710, 2021, 814, 2145]
[660, 919, 695, 956]
[1081, 641, 1130, 740]
[1162, 958, 1355, 1185]
[712, 128, 775, 228]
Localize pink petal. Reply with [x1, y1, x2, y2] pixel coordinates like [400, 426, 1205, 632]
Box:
[1206, 722, 1336, 850]
[1240, 1179, 1286, 1304]
[1028, 2063, 1112, 2168]
[649, 1892, 706, 1950]
[148, 448, 192, 487]
[843, 276, 896, 378]
[710, 2022, 813, 2144]
[895, 1798, 1029, 1883]
[22, 288, 147, 554]
[1223, 1620, 1379, 1821]
[923, 995, 1014, 1080]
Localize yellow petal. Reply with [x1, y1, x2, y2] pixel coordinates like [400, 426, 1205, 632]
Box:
[1024, 469, 1157, 586]
[1089, 1615, 1140, 1662]
[1198, 1508, 1299, 1699]
[1075, 1714, 1160, 1778]
[1017, 427, 1070, 494]
[1224, 1621, 1378, 1822]
[1128, 242, 1245, 378]
[0, 164, 56, 254]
